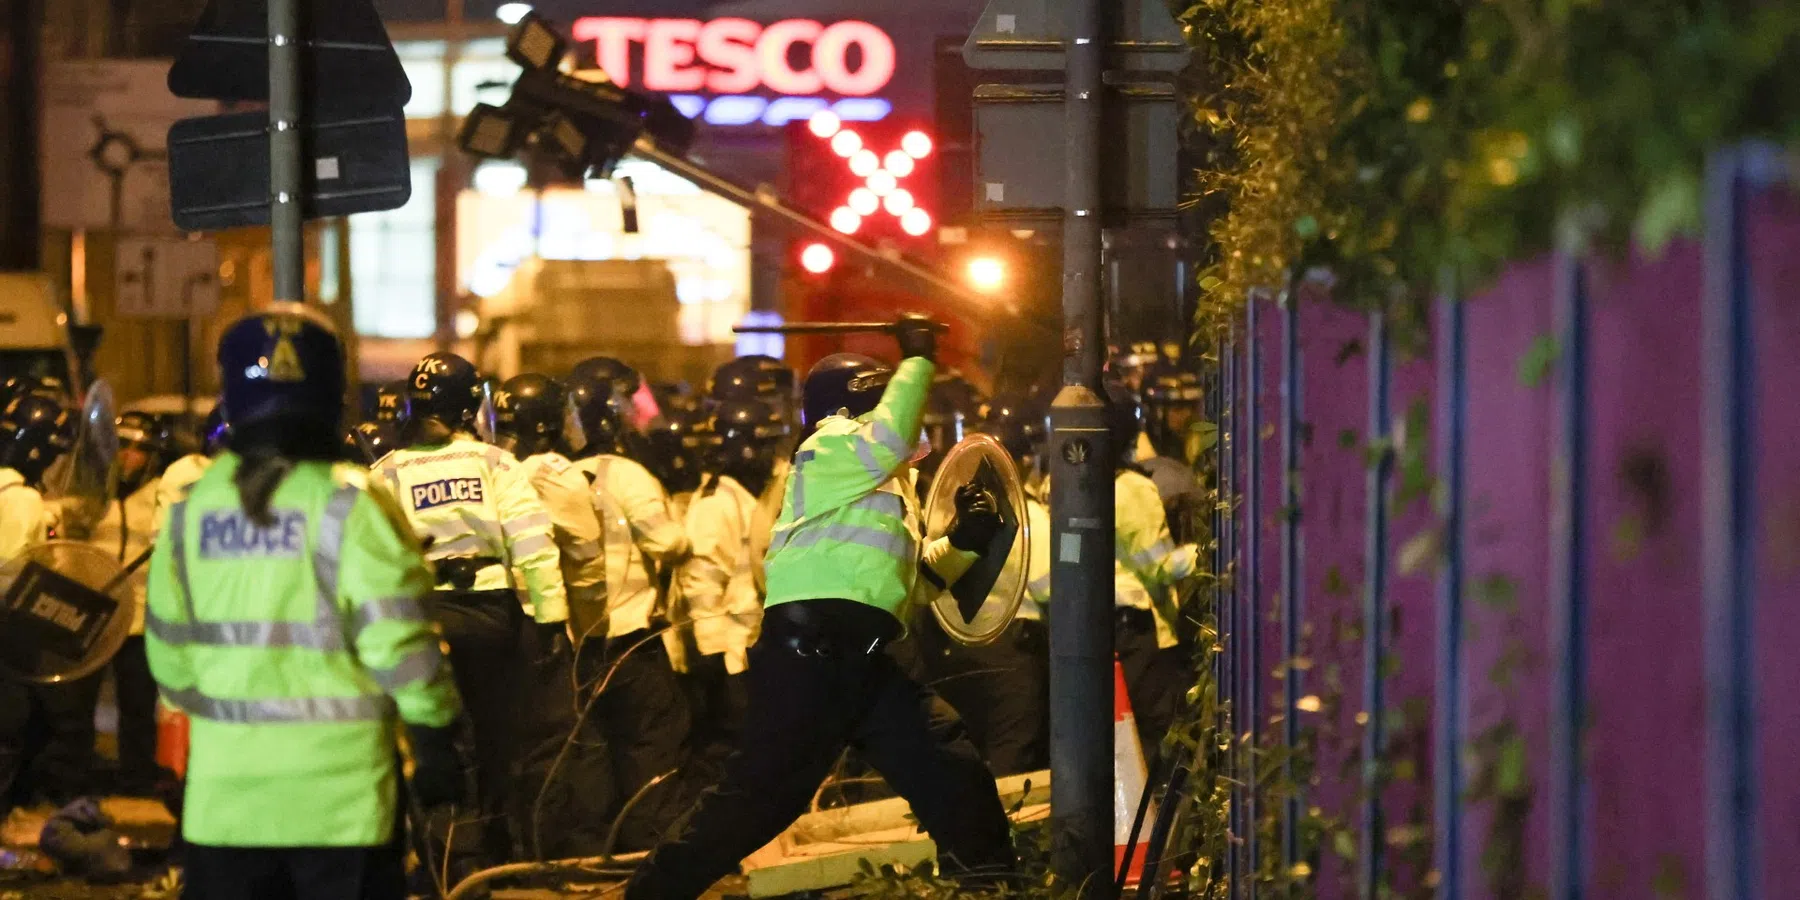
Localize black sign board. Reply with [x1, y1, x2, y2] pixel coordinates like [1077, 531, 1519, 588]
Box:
[0, 561, 119, 679]
[168, 0, 411, 111]
[950, 457, 1021, 623]
[168, 108, 412, 231]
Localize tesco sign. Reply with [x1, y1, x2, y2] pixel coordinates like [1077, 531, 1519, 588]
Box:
[571, 18, 898, 97]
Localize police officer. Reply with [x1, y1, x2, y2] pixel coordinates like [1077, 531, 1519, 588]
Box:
[143, 304, 463, 899]
[1107, 380, 1201, 755]
[492, 372, 615, 856]
[1140, 362, 1208, 542]
[645, 405, 705, 513]
[709, 357, 799, 598]
[342, 421, 397, 468]
[375, 351, 568, 863]
[921, 394, 1054, 777]
[675, 398, 785, 779]
[566, 358, 692, 851]
[568, 356, 653, 463]
[625, 319, 1017, 899]
[0, 392, 91, 811]
[374, 379, 407, 427]
[84, 409, 171, 794]
[159, 404, 227, 510]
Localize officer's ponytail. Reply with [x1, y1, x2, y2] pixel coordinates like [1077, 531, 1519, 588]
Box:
[229, 417, 338, 526]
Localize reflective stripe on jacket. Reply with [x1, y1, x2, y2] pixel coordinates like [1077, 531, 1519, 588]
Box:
[1114, 469, 1199, 648]
[518, 451, 605, 628]
[574, 453, 688, 639]
[677, 474, 762, 673]
[375, 436, 567, 623]
[764, 357, 938, 621]
[144, 454, 462, 847]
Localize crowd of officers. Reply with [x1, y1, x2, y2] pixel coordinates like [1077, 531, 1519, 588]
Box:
[0, 310, 1207, 898]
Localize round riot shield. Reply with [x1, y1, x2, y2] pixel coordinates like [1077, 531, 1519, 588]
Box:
[922, 434, 1029, 646]
[0, 541, 135, 683]
[46, 380, 119, 509]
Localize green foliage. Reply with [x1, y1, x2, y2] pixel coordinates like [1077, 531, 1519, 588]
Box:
[1182, 0, 1800, 337]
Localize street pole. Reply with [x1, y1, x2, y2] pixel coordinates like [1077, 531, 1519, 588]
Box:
[0, 0, 43, 272]
[1046, 0, 1115, 891]
[268, 0, 304, 302]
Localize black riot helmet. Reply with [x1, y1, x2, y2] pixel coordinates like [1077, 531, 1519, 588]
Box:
[711, 355, 794, 406]
[645, 406, 707, 496]
[801, 353, 892, 436]
[494, 373, 567, 459]
[0, 393, 76, 485]
[981, 393, 1049, 465]
[374, 380, 407, 424]
[709, 398, 786, 494]
[116, 410, 172, 489]
[217, 302, 347, 435]
[570, 357, 642, 397]
[1105, 380, 1144, 469]
[401, 352, 482, 440]
[341, 421, 397, 466]
[565, 366, 635, 458]
[1142, 362, 1202, 459]
[0, 374, 68, 409]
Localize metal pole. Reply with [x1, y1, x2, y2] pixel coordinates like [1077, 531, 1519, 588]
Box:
[1046, 0, 1115, 889]
[1701, 144, 1766, 900]
[1548, 253, 1589, 900]
[268, 0, 304, 302]
[1223, 326, 1241, 898]
[1244, 292, 1263, 900]
[1360, 310, 1393, 900]
[1433, 283, 1468, 900]
[0, 0, 43, 271]
[1279, 286, 1303, 890]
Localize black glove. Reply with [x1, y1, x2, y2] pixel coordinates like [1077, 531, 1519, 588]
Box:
[893, 314, 939, 363]
[535, 620, 571, 665]
[405, 724, 465, 808]
[948, 483, 1003, 552]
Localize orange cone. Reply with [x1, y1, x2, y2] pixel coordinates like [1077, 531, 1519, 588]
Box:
[1114, 657, 1153, 886]
[155, 702, 189, 779]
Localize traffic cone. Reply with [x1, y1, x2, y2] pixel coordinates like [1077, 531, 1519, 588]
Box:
[1114, 657, 1153, 887]
[155, 702, 188, 779]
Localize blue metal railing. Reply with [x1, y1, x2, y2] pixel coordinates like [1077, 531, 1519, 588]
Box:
[1434, 286, 1468, 900]
[1548, 252, 1591, 900]
[1279, 288, 1303, 888]
[1360, 310, 1393, 900]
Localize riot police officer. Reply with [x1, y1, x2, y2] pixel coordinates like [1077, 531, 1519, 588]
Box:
[626, 321, 1017, 899]
[375, 351, 568, 863]
[159, 404, 227, 509]
[708, 354, 796, 431]
[1107, 380, 1201, 756]
[566, 357, 692, 851]
[144, 304, 462, 899]
[492, 372, 615, 856]
[1140, 362, 1208, 541]
[675, 398, 785, 779]
[0, 392, 92, 811]
[342, 421, 397, 468]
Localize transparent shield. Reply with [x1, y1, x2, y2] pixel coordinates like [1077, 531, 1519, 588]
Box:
[923, 434, 1029, 646]
[0, 540, 135, 683]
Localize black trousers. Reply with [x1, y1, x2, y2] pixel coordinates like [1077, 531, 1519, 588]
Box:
[681, 651, 749, 786]
[1115, 608, 1185, 762]
[0, 673, 101, 810]
[624, 600, 1016, 900]
[430, 589, 527, 862]
[112, 635, 162, 791]
[183, 842, 405, 900]
[584, 629, 691, 852]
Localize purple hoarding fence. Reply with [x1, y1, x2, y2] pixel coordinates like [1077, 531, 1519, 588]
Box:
[1208, 152, 1795, 900]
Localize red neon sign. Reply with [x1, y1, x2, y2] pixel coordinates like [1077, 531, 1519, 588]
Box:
[571, 17, 897, 97]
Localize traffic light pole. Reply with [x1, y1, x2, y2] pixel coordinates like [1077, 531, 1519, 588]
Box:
[1046, 0, 1116, 891]
[268, 0, 304, 302]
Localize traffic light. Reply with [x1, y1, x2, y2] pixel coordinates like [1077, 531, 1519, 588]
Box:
[785, 113, 937, 246]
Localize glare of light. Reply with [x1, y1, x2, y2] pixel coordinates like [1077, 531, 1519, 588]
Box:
[848, 188, 880, 216]
[830, 130, 862, 157]
[473, 162, 528, 196]
[496, 2, 533, 25]
[849, 149, 880, 177]
[454, 309, 482, 338]
[866, 170, 898, 196]
[829, 207, 862, 234]
[801, 242, 835, 274]
[808, 110, 842, 139]
[883, 151, 915, 177]
[902, 131, 933, 159]
[883, 188, 914, 216]
[967, 256, 1005, 293]
[900, 207, 932, 237]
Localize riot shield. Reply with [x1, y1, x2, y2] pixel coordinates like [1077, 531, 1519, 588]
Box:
[46, 380, 119, 512]
[0, 541, 135, 683]
[922, 434, 1029, 646]
[474, 380, 499, 444]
